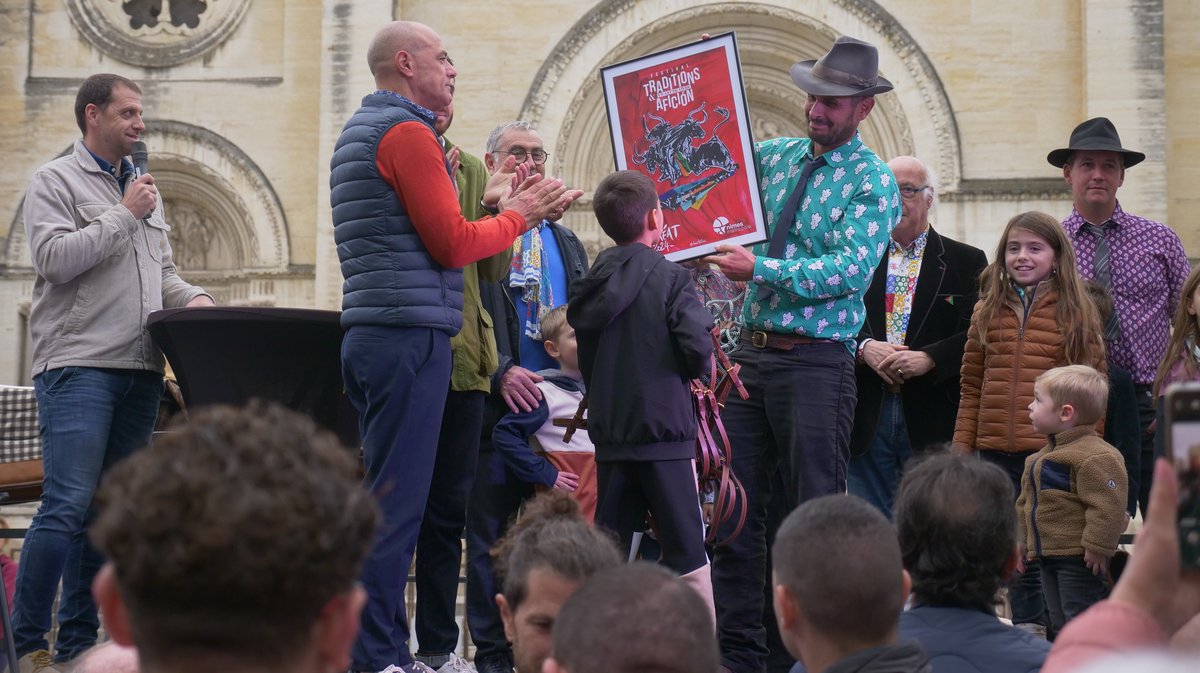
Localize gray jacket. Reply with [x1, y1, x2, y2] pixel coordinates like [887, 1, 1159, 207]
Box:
[24, 140, 208, 375]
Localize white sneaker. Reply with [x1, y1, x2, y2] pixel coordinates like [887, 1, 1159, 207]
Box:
[435, 654, 477, 673]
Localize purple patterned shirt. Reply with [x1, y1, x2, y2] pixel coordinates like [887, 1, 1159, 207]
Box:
[1063, 202, 1191, 384]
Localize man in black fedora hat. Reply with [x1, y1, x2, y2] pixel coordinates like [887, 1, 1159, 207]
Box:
[1050, 117, 1190, 519]
[704, 35, 902, 673]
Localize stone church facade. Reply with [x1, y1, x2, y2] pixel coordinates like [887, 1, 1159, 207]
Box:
[0, 0, 1194, 384]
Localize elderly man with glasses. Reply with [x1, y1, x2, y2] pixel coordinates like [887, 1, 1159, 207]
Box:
[848, 155, 988, 518]
[465, 120, 591, 673]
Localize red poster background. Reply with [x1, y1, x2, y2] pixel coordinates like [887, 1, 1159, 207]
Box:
[609, 45, 761, 259]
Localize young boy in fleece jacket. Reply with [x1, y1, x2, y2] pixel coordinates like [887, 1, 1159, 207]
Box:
[492, 305, 597, 522]
[566, 170, 716, 619]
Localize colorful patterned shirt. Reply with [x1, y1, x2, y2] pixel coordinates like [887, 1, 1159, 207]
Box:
[1062, 203, 1191, 384]
[884, 229, 929, 345]
[743, 133, 901, 351]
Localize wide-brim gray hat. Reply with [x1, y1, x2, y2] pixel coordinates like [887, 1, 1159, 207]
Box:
[790, 35, 894, 97]
[1046, 117, 1146, 168]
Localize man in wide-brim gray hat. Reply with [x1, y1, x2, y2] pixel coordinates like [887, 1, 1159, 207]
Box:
[1052, 116, 1189, 540]
[704, 35, 903, 673]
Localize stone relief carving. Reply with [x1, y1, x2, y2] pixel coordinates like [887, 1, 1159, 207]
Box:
[66, 0, 250, 67]
[163, 199, 238, 272]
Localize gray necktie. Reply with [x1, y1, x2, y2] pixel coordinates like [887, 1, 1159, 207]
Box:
[758, 155, 827, 301]
[1081, 221, 1121, 341]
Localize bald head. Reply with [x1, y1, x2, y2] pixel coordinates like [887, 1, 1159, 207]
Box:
[886, 155, 937, 242]
[367, 21, 435, 76]
[365, 21, 456, 113]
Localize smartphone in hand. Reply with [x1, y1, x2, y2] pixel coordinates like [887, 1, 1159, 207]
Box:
[1166, 382, 1200, 567]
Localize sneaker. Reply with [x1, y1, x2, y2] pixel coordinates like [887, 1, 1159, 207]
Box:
[401, 663, 438, 673]
[17, 650, 64, 673]
[474, 654, 513, 673]
[434, 654, 476, 673]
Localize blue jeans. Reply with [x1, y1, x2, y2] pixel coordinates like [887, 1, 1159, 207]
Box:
[848, 391, 911, 519]
[344, 326, 451, 672]
[1040, 555, 1109, 633]
[13, 367, 162, 662]
[712, 341, 856, 673]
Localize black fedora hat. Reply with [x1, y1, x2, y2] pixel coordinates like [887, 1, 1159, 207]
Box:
[1046, 117, 1146, 168]
[790, 35, 894, 97]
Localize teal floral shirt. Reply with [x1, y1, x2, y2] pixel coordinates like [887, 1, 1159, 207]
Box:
[743, 133, 901, 351]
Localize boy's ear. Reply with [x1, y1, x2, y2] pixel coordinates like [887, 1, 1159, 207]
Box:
[646, 207, 662, 232]
[1059, 403, 1076, 423]
[544, 339, 560, 359]
[94, 563, 136, 647]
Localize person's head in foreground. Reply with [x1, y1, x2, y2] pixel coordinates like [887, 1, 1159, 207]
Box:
[543, 562, 720, 673]
[493, 491, 621, 673]
[895, 454, 1019, 612]
[591, 170, 662, 247]
[90, 401, 378, 673]
[1028, 365, 1108, 436]
[773, 494, 924, 673]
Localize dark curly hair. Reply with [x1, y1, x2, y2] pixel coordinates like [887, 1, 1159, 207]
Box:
[894, 453, 1016, 611]
[90, 401, 378, 668]
[493, 491, 621, 611]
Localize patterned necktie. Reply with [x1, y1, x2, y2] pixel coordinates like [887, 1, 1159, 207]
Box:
[758, 154, 827, 301]
[1081, 221, 1121, 341]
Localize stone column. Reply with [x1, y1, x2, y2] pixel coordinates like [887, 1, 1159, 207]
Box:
[1081, 0, 1165, 222]
[314, 0, 395, 310]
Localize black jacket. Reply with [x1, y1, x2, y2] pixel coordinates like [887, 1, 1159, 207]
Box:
[850, 228, 988, 456]
[479, 222, 588, 436]
[567, 243, 713, 461]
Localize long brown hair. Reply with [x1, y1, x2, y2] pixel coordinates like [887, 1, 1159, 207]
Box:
[973, 211, 1102, 364]
[1154, 264, 1200, 395]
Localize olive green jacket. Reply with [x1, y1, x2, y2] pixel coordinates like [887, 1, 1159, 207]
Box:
[447, 138, 512, 392]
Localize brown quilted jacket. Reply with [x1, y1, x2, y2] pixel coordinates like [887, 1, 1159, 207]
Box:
[953, 280, 1106, 454]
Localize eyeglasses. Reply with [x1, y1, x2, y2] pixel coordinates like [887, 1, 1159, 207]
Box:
[494, 148, 549, 165]
[899, 185, 929, 199]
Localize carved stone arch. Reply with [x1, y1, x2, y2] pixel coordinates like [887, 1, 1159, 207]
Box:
[4, 121, 288, 290]
[521, 0, 960, 251]
[142, 120, 289, 280]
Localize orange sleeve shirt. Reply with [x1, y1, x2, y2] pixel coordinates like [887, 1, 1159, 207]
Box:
[376, 121, 525, 268]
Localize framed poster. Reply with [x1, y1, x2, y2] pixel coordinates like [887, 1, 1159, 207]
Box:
[601, 32, 767, 262]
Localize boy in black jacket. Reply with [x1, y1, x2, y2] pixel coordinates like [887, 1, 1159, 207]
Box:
[567, 170, 715, 618]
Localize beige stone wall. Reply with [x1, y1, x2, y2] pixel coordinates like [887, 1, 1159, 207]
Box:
[0, 0, 1195, 385]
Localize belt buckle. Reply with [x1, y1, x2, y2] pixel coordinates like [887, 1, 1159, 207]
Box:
[751, 331, 769, 349]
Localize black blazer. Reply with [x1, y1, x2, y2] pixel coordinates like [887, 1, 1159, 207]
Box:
[850, 227, 988, 456]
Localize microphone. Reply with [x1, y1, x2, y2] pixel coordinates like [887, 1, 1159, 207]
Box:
[131, 141, 148, 178]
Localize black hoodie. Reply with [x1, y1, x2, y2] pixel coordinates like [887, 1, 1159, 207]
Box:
[567, 243, 714, 461]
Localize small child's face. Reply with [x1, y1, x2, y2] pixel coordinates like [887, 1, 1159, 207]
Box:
[1029, 383, 1069, 436]
[545, 327, 579, 373]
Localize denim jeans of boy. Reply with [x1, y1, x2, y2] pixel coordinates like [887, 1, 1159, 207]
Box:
[12, 366, 161, 662]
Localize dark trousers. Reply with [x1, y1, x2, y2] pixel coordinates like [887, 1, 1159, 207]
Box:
[1040, 555, 1109, 633]
[414, 390, 485, 657]
[1136, 383, 1157, 518]
[344, 326, 451, 672]
[465, 446, 534, 667]
[595, 458, 708, 572]
[980, 450, 1046, 629]
[711, 342, 855, 673]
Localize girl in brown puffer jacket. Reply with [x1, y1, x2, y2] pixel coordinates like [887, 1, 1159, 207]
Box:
[951, 211, 1107, 635]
